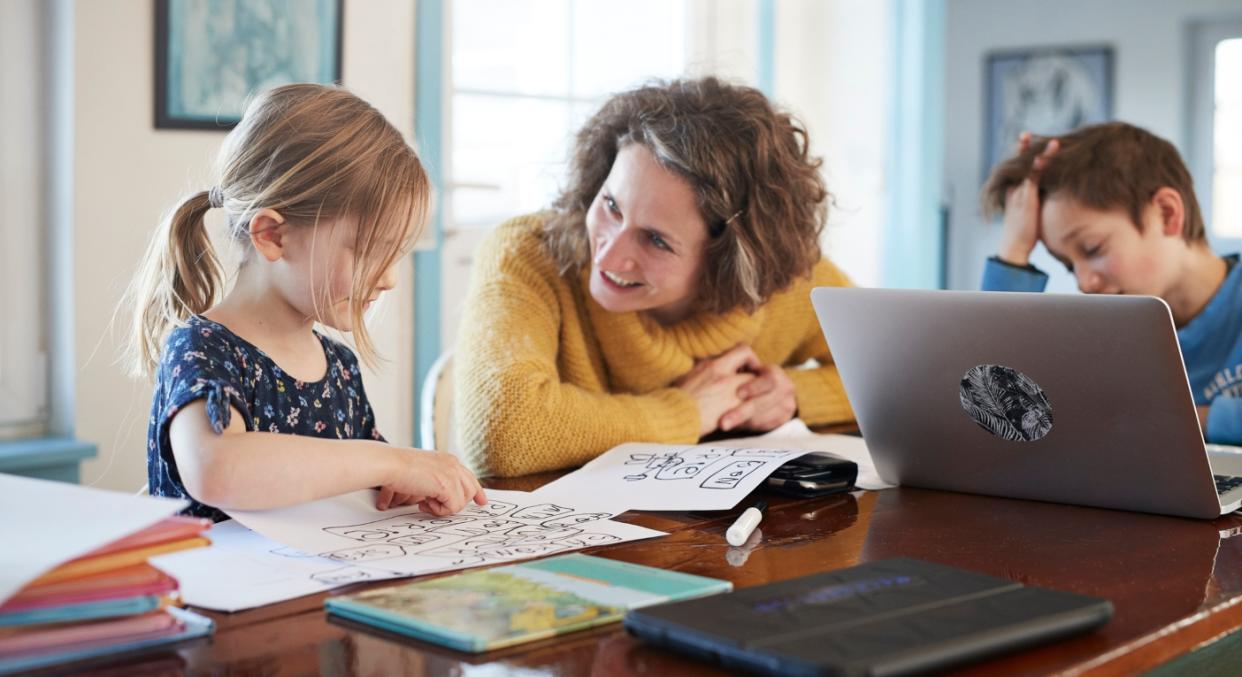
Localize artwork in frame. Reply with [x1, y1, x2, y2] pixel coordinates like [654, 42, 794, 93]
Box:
[983, 46, 1114, 179]
[155, 0, 344, 130]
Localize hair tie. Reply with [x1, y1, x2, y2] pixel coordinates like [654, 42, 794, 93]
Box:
[207, 186, 224, 209]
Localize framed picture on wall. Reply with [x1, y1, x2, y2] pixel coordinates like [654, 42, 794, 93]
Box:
[154, 0, 344, 130]
[983, 46, 1114, 180]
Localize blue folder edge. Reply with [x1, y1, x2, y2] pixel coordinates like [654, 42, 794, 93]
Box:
[0, 595, 161, 627]
[0, 607, 214, 675]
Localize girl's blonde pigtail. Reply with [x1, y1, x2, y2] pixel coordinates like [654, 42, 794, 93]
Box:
[125, 190, 222, 379]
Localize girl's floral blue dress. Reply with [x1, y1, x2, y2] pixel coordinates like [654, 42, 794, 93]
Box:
[147, 316, 383, 521]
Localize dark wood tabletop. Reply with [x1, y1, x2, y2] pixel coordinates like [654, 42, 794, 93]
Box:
[73, 475, 1242, 676]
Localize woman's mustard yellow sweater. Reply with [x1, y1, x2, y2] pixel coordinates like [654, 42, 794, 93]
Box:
[453, 213, 855, 477]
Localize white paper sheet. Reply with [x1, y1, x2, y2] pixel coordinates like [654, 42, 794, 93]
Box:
[225, 489, 665, 580]
[0, 474, 187, 606]
[707, 421, 893, 491]
[150, 520, 407, 612]
[533, 420, 893, 512]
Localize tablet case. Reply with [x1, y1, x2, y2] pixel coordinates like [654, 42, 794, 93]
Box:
[624, 557, 1111, 676]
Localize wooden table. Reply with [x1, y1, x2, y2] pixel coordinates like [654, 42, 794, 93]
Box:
[80, 476, 1242, 675]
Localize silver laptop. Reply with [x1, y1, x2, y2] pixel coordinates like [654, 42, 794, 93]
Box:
[811, 287, 1242, 519]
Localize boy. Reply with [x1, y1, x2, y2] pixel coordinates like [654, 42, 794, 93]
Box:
[980, 122, 1242, 443]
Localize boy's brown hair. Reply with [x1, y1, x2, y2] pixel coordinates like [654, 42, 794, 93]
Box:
[542, 77, 830, 316]
[981, 122, 1205, 241]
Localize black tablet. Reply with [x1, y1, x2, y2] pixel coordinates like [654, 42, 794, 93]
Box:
[625, 557, 1111, 676]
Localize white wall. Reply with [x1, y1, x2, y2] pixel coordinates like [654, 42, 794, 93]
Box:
[72, 0, 420, 492]
[944, 0, 1242, 292]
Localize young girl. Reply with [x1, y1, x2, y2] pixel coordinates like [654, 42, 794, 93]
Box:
[127, 83, 486, 521]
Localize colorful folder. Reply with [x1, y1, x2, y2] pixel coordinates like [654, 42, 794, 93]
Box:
[0, 512, 213, 674]
[0, 607, 213, 675]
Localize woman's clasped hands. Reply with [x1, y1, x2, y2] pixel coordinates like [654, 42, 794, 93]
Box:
[675, 344, 797, 437]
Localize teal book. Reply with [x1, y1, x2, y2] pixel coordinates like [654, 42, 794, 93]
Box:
[325, 554, 731, 652]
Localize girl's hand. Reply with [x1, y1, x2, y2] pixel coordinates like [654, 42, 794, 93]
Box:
[674, 344, 759, 437]
[721, 364, 797, 433]
[378, 449, 487, 514]
[998, 132, 1059, 267]
[375, 488, 420, 510]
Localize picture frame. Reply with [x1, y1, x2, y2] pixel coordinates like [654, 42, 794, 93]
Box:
[983, 46, 1114, 180]
[154, 0, 344, 130]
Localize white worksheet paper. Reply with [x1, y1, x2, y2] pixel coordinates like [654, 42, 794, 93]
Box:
[150, 520, 407, 612]
[0, 474, 187, 606]
[226, 489, 665, 580]
[709, 420, 893, 492]
[533, 419, 893, 512]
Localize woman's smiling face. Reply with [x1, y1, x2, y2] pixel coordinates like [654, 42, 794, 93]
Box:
[585, 143, 710, 324]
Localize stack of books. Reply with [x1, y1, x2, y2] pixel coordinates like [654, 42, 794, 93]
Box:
[0, 516, 216, 673]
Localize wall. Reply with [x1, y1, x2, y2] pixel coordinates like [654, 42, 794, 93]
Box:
[944, 0, 1242, 292]
[71, 0, 419, 492]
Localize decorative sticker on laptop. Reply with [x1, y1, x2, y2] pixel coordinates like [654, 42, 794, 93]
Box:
[959, 364, 1053, 442]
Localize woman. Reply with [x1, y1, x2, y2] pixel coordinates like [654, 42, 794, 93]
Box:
[454, 77, 855, 477]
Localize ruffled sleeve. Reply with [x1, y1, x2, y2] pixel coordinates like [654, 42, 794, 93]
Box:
[155, 323, 254, 459]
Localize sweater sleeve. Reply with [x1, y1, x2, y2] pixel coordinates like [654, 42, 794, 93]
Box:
[1207, 396, 1242, 444]
[785, 260, 856, 427]
[453, 221, 700, 478]
[981, 256, 1049, 292]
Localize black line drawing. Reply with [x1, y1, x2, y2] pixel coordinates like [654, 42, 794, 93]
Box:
[700, 459, 765, 489]
[324, 513, 432, 541]
[620, 447, 792, 484]
[510, 504, 573, 521]
[542, 513, 609, 528]
[460, 500, 519, 517]
[322, 543, 409, 563]
[387, 533, 441, 547]
[311, 497, 630, 572]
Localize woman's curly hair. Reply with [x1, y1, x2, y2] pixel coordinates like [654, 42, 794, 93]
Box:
[541, 77, 831, 316]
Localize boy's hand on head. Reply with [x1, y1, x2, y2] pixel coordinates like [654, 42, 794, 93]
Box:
[998, 132, 1060, 267]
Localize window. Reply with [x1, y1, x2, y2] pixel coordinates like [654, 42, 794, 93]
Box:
[1212, 38, 1242, 238]
[448, 0, 690, 230]
[0, 0, 49, 435]
[1190, 20, 1242, 245]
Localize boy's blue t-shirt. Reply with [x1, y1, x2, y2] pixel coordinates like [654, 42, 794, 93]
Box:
[982, 255, 1242, 443]
[147, 315, 383, 521]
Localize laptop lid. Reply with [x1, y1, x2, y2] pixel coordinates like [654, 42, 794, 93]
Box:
[811, 287, 1223, 519]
